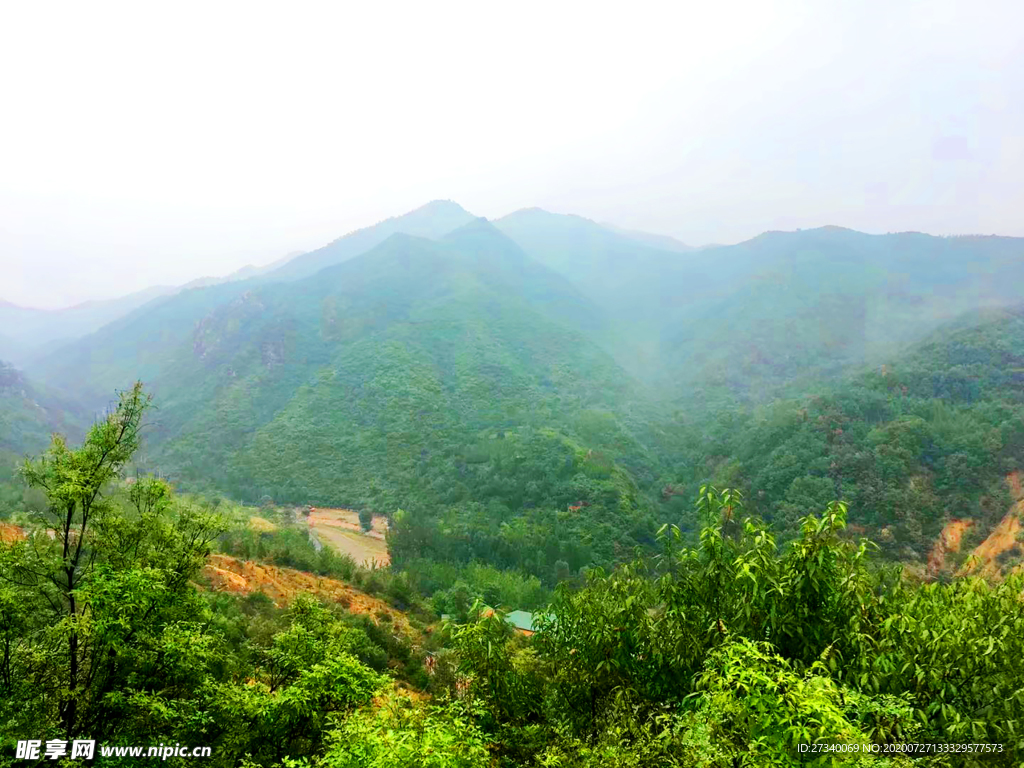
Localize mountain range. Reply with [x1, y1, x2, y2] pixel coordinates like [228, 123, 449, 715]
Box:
[0, 250, 302, 367]
[4, 199, 1024, 571]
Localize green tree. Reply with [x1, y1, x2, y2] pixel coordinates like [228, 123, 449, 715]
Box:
[0, 383, 227, 744]
[358, 507, 373, 532]
[309, 694, 491, 768]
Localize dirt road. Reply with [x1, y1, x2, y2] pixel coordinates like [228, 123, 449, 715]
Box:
[307, 507, 390, 566]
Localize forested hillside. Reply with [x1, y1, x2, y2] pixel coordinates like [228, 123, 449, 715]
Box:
[658, 229, 1024, 404]
[496, 213, 1024, 403]
[655, 306, 1024, 565]
[0, 361, 85, 459]
[382, 302, 1024, 581]
[16, 220, 661, 583]
[7, 203, 1024, 765]
[15, 204, 1024, 577]
[4, 397, 1023, 766]
[25, 203, 483, 408]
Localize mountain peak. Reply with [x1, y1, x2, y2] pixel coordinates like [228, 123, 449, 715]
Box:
[413, 199, 472, 215]
[500, 207, 560, 221]
[336, 200, 475, 243]
[258, 200, 477, 283]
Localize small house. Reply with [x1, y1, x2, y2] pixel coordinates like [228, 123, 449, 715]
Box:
[505, 610, 548, 636]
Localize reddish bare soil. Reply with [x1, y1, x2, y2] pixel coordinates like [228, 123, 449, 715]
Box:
[0, 522, 25, 543]
[201, 553, 410, 631]
[958, 472, 1024, 580]
[927, 518, 974, 578]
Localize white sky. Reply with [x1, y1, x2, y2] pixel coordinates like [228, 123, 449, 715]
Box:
[2, 0, 1022, 308]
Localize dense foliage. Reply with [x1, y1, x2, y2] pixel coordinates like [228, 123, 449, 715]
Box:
[0, 387, 395, 766]
[4, 382, 1024, 766]
[440, 488, 1024, 766]
[10, 217, 1024, 579]
[660, 307, 1024, 560]
[5, 210, 1024, 765]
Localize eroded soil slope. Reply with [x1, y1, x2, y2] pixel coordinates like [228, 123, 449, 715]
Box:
[946, 472, 1024, 580]
[201, 553, 410, 630]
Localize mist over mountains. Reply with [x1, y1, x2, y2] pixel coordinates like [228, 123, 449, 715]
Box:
[5, 1, 1024, 757]
[4, 199, 1024, 566]
[0, 251, 304, 368]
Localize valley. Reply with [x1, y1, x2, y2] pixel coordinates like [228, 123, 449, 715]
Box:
[5, 204, 1024, 575]
[4, 201, 1024, 766]
[5, 4, 1022, 761]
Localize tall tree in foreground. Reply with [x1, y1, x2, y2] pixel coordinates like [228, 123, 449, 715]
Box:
[0, 382, 392, 766]
[16, 382, 150, 736]
[1, 382, 224, 740]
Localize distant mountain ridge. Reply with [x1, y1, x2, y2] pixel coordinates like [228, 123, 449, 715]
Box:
[256, 200, 478, 283]
[599, 222, 697, 252]
[1, 202, 482, 366]
[0, 248, 320, 367]
[652, 225, 1024, 404]
[0, 285, 179, 366]
[14, 201, 1024, 416]
[179, 251, 301, 290]
[26, 217, 644, 519]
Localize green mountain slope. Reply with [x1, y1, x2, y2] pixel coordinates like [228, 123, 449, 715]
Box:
[26, 204, 1024, 576]
[0, 286, 178, 367]
[661, 305, 1024, 563]
[496, 211, 1024, 403]
[152, 219, 645, 495]
[28, 220, 657, 577]
[28, 281, 258, 410]
[493, 208, 707, 380]
[27, 202, 484, 407]
[0, 361, 86, 462]
[658, 228, 1024, 404]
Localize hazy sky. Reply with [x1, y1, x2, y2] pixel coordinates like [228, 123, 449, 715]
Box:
[2, 0, 1022, 309]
